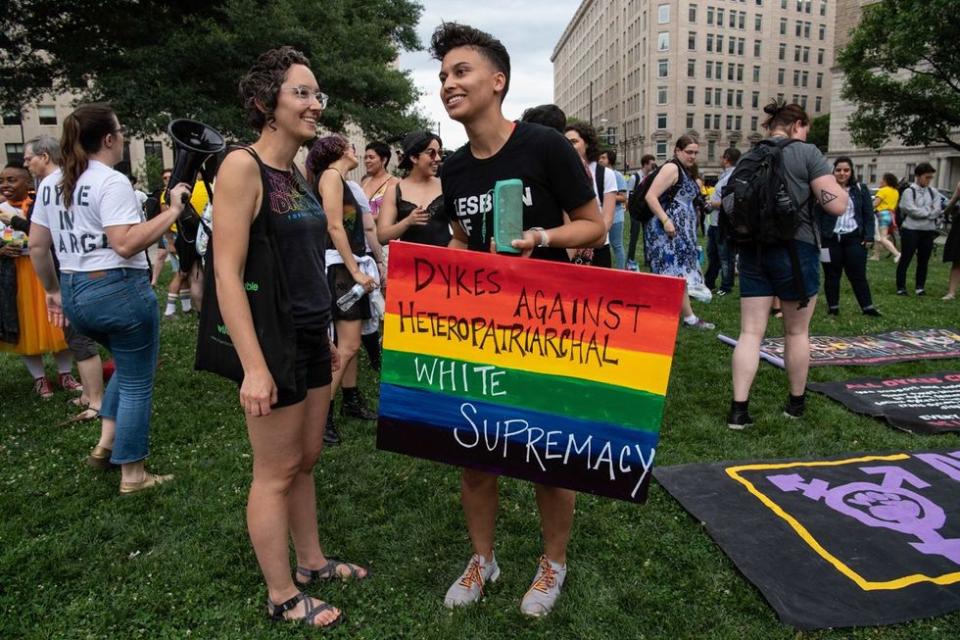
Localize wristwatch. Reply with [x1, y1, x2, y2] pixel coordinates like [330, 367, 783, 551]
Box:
[529, 226, 550, 248]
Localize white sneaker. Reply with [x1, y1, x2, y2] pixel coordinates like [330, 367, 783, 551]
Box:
[443, 554, 500, 608]
[520, 555, 567, 618]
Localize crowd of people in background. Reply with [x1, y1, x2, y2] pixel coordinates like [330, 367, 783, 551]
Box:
[4, 17, 960, 631]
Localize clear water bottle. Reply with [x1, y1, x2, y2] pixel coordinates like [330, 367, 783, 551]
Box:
[336, 283, 365, 312]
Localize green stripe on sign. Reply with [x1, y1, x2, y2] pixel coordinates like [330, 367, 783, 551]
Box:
[381, 350, 664, 433]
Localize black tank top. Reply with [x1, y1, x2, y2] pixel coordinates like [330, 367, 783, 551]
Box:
[395, 184, 451, 247]
[316, 173, 367, 257]
[253, 153, 331, 329]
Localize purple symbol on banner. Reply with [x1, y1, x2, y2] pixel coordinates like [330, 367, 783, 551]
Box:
[768, 465, 960, 565]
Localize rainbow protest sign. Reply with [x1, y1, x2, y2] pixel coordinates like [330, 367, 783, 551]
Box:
[376, 242, 685, 502]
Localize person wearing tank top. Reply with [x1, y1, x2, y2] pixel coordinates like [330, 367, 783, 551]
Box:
[377, 130, 450, 247]
[361, 140, 398, 220]
[306, 135, 378, 445]
[29, 103, 192, 494]
[213, 48, 368, 630]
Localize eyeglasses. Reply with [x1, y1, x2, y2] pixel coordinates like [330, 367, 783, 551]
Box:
[419, 148, 440, 160]
[114, 126, 126, 136]
[284, 86, 329, 109]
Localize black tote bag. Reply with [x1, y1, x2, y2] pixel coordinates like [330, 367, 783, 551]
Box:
[194, 148, 297, 394]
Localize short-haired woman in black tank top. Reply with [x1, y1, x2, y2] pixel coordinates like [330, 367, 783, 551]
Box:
[213, 47, 367, 629]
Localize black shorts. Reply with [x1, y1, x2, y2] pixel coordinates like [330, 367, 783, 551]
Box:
[273, 324, 333, 409]
[328, 263, 371, 322]
[173, 233, 200, 275]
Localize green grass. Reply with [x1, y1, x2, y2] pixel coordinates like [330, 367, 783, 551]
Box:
[2, 249, 959, 640]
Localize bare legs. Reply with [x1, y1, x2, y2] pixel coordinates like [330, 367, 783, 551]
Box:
[946, 261, 960, 299]
[76, 354, 104, 411]
[732, 296, 817, 401]
[329, 319, 361, 399]
[460, 469, 575, 565]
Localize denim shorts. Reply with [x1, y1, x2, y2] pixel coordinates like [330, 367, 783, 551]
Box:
[738, 240, 820, 301]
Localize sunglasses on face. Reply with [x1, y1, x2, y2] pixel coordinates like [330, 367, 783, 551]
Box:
[419, 148, 440, 160]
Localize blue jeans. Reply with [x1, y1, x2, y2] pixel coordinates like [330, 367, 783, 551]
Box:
[609, 220, 625, 269]
[61, 268, 159, 464]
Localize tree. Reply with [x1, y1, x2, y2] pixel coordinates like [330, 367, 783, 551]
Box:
[838, 0, 960, 152]
[807, 114, 830, 152]
[0, 0, 428, 141]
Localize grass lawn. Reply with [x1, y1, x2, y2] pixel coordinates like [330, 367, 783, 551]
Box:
[1, 245, 959, 639]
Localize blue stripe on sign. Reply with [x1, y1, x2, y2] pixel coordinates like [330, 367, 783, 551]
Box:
[378, 382, 660, 453]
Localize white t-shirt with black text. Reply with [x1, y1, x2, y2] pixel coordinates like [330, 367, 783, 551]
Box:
[31, 161, 148, 271]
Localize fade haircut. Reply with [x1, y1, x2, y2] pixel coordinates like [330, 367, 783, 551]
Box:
[430, 22, 511, 102]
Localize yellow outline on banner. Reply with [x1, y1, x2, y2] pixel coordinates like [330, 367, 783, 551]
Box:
[725, 453, 960, 591]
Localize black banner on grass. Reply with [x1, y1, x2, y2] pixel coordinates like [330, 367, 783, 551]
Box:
[809, 372, 960, 435]
[717, 328, 960, 368]
[655, 451, 960, 630]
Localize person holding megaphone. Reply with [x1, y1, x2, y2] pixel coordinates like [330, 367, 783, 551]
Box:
[28, 102, 193, 494]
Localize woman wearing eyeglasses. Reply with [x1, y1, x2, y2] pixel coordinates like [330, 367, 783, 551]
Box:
[376, 131, 450, 246]
[214, 48, 366, 629]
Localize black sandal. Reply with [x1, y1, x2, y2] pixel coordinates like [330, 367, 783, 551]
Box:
[266, 592, 344, 629]
[295, 558, 370, 588]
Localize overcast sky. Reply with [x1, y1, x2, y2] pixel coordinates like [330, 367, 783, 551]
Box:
[397, 0, 583, 150]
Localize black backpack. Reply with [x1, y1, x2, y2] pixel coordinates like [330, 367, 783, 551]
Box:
[893, 183, 924, 229]
[627, 160, 682, 224]
[720, 138, 812, 307]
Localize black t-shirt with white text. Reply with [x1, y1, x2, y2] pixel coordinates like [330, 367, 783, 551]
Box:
[441, 121, 595, 262]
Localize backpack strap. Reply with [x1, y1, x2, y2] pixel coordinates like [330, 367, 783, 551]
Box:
[594, 163, 606, 204]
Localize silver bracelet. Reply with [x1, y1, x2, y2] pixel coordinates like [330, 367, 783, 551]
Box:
[529, 226, 550, 248]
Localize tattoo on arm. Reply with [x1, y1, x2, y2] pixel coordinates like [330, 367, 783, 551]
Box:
[820, 190, 838, 205]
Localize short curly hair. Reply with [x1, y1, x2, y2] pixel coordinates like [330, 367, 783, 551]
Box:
[564, 122, 601, 163]
[398, 131, 442, 172]
[429, 22, 510, 102]
[238, 46, 311, 131]
[306, 134, 348, 184]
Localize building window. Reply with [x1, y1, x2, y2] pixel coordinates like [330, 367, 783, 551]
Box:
[706, 34, 714, 53]
[816, 72, 823, 89]
[704, 114, 712, 130]
[754, 40, 761, 57]
[755, 14, 762, 31]
[752, 91, 759, 108]
[781, 0, 787, 8]
[688, 31, 697, 50]
[794, 45, 801, 62]
[735, 115, 743, 130]
[738, 37, 745, 56]
[706, 61, 713, 79]
[804, 21, 811, 38]
[801, 70, 809, 87]
[656, 141, 668, 159]
[779, 17, 787, 35]
[687, 86, 696, 105]
[714, 87, 722, 104]
[727, 90, 734, 107]
[818, 48, 825, 65]
[795, 20, 802, 37]
[737, 64, 744, 81]
[2, 111, 21, 125]
[820, 0, 827, 17]
[658, 4, 670, 24]
[729, 37, 736, 55]
[777, 92, 785, 101]
[753, 65, 761, 82]
[5, 143, 24, 165]
[717, 8, 725, 25]
[738, 11, 746, 29]
[705, 87, 713, 105]
[689, 4, 697, 22]
[658, 59, 668, 77]
[716, 62, 724, 78]
[687, 59, 696, 78]
[714, 114, 721, 129]
[777, 68, 785, 84]
[736, 90, 744, 107]
[707, 6, 715, 25]
[778, 43, 786, 60]
[686, 113, 695, 129]
[38, 105, 57, 125]
[658, 86, 669, 105]
[728, 64, 735, 81]
[793, 69, 801, 86]
[819, 24, 826, 39]
[144, 140, 164, 159]
[868, 164, 877, 184]
[729, 10, 737, 28]
[815, 96, 822, 112]
[658, 32, 670, 51]
[708, 140, 717, 161]
[751, 115, 759, 131]
[805, 0, 812, 13]
[657, 113, 668, 129]
[803, 46, 810, 63]
[717, 34, 724, 52]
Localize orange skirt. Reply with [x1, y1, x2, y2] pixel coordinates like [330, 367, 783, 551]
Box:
[0, 256, 67, 356]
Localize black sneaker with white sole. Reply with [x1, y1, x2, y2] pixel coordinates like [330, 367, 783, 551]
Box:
[726, 404, 754, 430]
[783, 395, 806, 419]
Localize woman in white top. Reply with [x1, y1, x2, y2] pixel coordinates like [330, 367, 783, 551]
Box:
[29, 102, 190, 494]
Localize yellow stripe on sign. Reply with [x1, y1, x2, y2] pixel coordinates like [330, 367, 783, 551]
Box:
[726, 454, 960, 590]
[382, 313, 672, 396]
